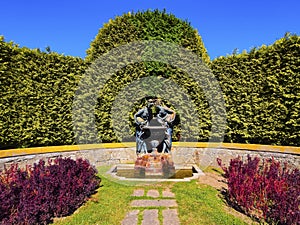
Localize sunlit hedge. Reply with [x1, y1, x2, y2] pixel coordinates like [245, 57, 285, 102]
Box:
[0, 11, 299, 149]
[82, 9, 215, 143]
[0, 37, 86, 149]
[211, 34, 300, 146]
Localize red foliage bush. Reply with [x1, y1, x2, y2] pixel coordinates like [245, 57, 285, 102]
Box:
[217, 155, 300, 225]
[0, 157, 100, 224]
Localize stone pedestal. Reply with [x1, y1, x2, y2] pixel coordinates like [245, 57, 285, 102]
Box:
[134, 152, 175, 178]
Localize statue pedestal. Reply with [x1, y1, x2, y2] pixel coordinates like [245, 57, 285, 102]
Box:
[134, 151, 175, 178]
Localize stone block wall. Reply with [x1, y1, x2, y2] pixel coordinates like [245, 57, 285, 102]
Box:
[172, 147, 300, 169]
[0, 146, 299, 171]
[0, 148, 136, 171]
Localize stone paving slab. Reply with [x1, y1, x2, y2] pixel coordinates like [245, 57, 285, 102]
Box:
[132, 189, 145, 197]
[121, 210, 139, 225]
[142, 209, 159, 225]
[163, 209, 180, 225]
[162, 190, 175, 198]
[124, 189, 180, 225]
[131, 199, 178, 207]
[147, 189, 160, 198]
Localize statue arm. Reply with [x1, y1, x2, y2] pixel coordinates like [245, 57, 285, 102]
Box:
[157, 106, 176, 123]
[134, 108, 147, 124]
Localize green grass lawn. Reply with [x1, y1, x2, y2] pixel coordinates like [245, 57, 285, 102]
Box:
[52, 166, 256, 225]
[173, 181, 252, 225]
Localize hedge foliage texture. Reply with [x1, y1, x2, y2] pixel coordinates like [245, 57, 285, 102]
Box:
[0, 37, 86, 149]
[211, 33, 300, 146]
[81, 9, 216, 143]
[0, 9, 299, 149]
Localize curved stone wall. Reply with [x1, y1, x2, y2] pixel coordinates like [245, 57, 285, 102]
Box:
[0, 143, 299, 170]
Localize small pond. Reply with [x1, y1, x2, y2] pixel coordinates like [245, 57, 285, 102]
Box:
[108, 164, 203, 182]
[117, 168, 194, 179]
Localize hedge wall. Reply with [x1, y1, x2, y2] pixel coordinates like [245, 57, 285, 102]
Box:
[80, 9, 218, 144]
[86, 9, 210, 64]
[211, 33, 300, 146]
[0, 37, 86, 149]
[0, 12, 299, 149]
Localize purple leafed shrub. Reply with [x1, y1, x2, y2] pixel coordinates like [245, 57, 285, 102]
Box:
[0, 157, 100, 225]
[217, 155, 300, 225]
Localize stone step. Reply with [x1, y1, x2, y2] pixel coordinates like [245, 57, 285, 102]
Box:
[131, 199, 178, 207]
[142, 209, 159, 225]
[162, 190, 175, 198]
[132, 189, 145, 197]
[132, 189, 176, 198]
[124, 189, 180, 225]
[121, 210, 139, 225]
[147, 189, 160, 198]
[163, 209, 180, 225]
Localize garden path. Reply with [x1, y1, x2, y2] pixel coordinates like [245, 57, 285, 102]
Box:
[122, 188, 180, 225]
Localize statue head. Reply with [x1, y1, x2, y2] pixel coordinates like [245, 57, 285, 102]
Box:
[147, 98, 156, 108]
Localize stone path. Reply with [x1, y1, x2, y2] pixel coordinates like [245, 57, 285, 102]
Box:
[122, 189, 180, 225]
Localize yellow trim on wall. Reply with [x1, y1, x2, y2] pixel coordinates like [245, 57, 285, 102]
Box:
[172, 142, 300, 155]
[0, 142, 299, 159]
[0, 143, 136, 159]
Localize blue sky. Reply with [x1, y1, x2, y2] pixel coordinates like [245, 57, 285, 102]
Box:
[1, 0, 299, 60]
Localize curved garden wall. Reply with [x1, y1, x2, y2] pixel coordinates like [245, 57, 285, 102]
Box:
[0, 143, 299, 171]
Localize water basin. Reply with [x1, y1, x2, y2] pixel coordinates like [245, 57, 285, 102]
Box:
[107, 164, 204, 182]
[117, 168, 193, 179]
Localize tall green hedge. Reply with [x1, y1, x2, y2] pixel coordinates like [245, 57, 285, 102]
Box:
[82, 9, 216, 143]
[0, 11, 299, 149]
[211, 33, 300, 146]
[0, 37, 86, 149]
[86, 9, 210, 64]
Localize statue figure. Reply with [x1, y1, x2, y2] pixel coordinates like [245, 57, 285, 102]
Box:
[134, 98, 176, 154]
[134, 99, 155, 154]
[134, 98, 176, 178]
[155, 100, 176, 153]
